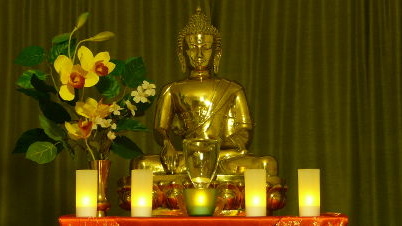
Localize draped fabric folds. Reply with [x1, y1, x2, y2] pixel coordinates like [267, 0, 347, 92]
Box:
[0, 0, 400, 225]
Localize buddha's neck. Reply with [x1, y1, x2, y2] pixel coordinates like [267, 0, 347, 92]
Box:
[190, 70, 211, 80]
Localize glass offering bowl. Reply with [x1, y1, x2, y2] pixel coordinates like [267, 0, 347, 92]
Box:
[183, 138, 220, 189]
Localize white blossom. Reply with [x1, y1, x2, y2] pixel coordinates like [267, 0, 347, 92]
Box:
[94, 117, 113, 128]
[142, 81, 156, 97]
[144, 88, 155, 96]
[91, 121, 98, 130]
[109, 102, 123, 115]
[125, 100, 137, 116]
[142, 80, 156, 90]
[107, 131, 116, 140]
[131, 86, 149, 103]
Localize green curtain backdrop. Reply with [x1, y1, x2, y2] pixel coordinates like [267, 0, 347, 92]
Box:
[1, 0, 401, 225]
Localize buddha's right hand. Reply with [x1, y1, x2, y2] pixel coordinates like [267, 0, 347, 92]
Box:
[160, 140, 181, 174]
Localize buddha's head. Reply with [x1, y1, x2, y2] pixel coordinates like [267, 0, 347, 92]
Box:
[178, 8, 222, 75]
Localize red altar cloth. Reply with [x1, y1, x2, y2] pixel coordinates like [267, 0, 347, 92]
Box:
[59, 214, 348, 226]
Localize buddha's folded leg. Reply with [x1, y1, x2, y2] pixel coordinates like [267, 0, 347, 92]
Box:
[217, 154, 278, 176]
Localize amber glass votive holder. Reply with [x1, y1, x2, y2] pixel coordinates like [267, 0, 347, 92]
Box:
[184, 188, 217, 216]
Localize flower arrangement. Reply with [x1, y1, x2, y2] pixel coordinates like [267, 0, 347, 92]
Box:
[13, 12, 156, 163]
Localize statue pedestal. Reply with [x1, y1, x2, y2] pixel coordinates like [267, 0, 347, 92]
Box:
[117, 173, 287, 216]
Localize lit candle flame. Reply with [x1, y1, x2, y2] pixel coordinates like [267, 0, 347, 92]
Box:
[252, 196, 261, 205]
[81, 196, 91, 206]
[195, 192, 207, 205]
[305, 195, 314, 205]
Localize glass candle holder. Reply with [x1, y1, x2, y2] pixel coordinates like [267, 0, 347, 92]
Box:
[184, 188, 217, 216]
[131, 169, 153, 217]
[244, 169, 267, 216]
[298, 169, 320, 217]
[76, 170, 98, 217]
[183, 138, 220, 189]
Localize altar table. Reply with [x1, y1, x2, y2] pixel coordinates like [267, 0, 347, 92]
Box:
[59, 214, 348, 226]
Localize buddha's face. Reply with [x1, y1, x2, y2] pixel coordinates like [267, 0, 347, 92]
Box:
[185, 34, 213, 71]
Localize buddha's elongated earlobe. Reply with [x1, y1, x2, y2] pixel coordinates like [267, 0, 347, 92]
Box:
[179, 53, 186, 73]
[213, 51, 221, 74]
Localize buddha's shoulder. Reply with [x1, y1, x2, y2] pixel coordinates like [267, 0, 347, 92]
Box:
[165, 78, 242, 86]
[160, 78, 244, 94]
[213, 78, 245, 91]
[159, 80, 185, 92]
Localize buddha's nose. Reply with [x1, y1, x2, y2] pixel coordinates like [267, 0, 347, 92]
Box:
[197, 48, 204, 58]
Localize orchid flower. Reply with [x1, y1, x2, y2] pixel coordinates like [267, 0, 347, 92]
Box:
[78, 45, 116, 77]
[54, 55, 99, 101]
[75, 97, 111, 120]
[65, 120, 93, 140]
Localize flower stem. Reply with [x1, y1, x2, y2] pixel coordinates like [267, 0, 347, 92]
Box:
[48, 64, 57, 89]
[81, 87, 85, 101]
[72, 40, 85, 63]
[85, 139, 96, 161]
[68, 28, 78, 59]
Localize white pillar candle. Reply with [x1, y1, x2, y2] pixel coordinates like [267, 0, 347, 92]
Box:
[76, 170, 98, 217]
[244, 169, 267, 216]
[131, 169, 153, 217]
[298, 169, 320, 217]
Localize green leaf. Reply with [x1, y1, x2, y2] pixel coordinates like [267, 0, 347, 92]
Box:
[115, 118, 148, 132]
[48, 39, 76, 63]
[16, 87, 49, 100]
[39, 115, 66, 141]
[96, 76, 121, 99]
[52, 33, 71, 44]
[111, 136, 143, 159]
[13, 128, 54, 154]
[39, 99, 71, 123]
[14, 46, 45, 66]
[31, 74, 57, 94]
[122, 57, 146, 88]
[26, 141, 58, 164]
[16, 70, 47, 89]
[109, 59, 125, 76]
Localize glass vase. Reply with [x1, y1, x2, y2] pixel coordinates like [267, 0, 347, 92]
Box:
[90, 160, 111, 217]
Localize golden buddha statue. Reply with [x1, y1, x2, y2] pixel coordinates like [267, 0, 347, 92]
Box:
[131, 8, 277, 177]
[123, 8, 286, 215]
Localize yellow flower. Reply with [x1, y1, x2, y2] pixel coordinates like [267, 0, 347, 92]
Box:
[54, 55, 99, 101]
[65, 120, 93, 140]
[75, 97, 111, 120]
[78, 45, 115, 77]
